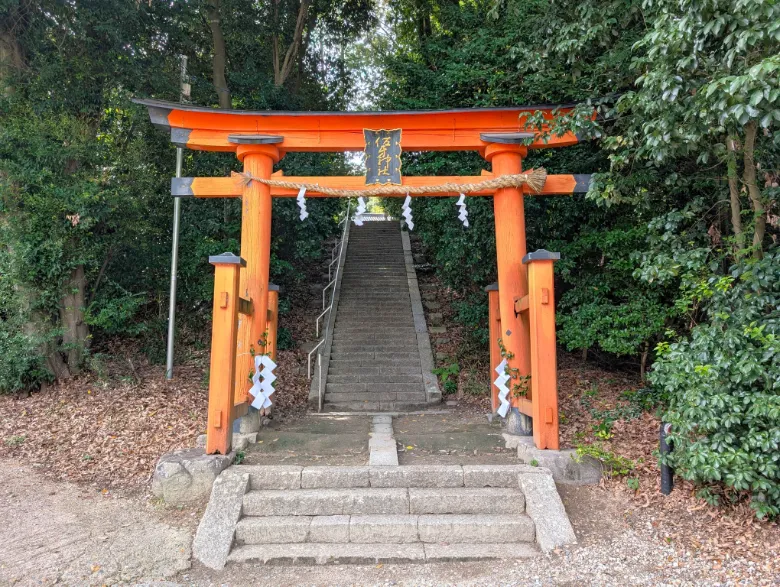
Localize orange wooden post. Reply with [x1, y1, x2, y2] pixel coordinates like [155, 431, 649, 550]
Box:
[206, 253, 244, 455]
[484, 144, 531, 407]
[235, 144, 281, 406]
[266, 284, 280, 361]
[524, 250, 560, 450]
[485, 283, 501, 412]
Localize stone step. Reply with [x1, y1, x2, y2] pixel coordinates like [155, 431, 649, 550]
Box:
[329, 357, 422, 365]
[235, 514, 534, 545]
[326, 383, 424, 394]
[322, 402, 429, 412]
[332, 322, 414, 329]
[243, 488, 409, 516]
[329, 342, 420, 349]
[327, 374, 423, 384]
[330, 344, 416, 353]
[328, 353, 420, 362]
[227, 542, 538, 565]
[324, 391, 426, 403]
[236, 465, 538, 491]
[328, 364, 422, 376]
[243, 487, 523, 517]
[334, 324, 415, 336]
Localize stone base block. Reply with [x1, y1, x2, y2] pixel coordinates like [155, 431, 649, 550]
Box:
[503, 434, 602, 485]
[234, 407, 262, 434]
[151, 448, 234, 505]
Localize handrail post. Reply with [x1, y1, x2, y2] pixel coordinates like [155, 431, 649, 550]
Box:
[485, 283, 501, 413]
[206, 253, 245, 455]
[523, 249, 561, 450]
[266, 284, 280, 361]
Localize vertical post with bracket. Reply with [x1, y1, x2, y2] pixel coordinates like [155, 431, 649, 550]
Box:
[523, 249, 560, 450]
[206, 253, 244, 455]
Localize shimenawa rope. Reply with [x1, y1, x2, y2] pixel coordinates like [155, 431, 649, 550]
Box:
[232, 168, 547, 197]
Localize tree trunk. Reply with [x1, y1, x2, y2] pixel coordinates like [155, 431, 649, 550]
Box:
[640, 343, 649, 382]
[0, 2, 27, 95]
[59, 265, 89, 374]
[726, 136, 745, 253]
[742, 121, 766, 259]
[205, 0, 231, 109]
[273, 0, 310, 87]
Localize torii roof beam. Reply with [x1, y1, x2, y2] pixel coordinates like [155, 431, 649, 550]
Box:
[171, 172, 592, 198]
[133, 98, 582, 153]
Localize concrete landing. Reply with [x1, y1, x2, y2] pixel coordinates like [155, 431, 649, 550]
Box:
[242, 415, 369, 467]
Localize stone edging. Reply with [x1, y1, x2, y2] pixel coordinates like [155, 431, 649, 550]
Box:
[400, 230, 442, 405]
[192, 468, 249, 570]
[308, 218, 351, 408]
[517, 468, 578, 553]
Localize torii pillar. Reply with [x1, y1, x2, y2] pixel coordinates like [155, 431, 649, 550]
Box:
[485, 143, 532, 431]
[234, 144, 282, 405]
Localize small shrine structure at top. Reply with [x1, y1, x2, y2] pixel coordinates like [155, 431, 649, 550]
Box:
[134, 98, 593, 455]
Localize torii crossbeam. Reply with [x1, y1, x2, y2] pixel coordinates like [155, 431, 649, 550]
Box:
[135, 98, 593, 454]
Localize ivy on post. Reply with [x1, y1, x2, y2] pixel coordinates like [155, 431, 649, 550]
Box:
[206, 252, 245, 455]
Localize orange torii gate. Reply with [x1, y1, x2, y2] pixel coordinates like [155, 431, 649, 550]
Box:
[134, 98, 592, 455]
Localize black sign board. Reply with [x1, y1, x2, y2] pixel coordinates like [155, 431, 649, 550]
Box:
[364, 129, 402, 185]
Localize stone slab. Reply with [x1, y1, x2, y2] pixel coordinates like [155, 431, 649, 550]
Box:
[504, 434, 602, 485]
[301, 466, 370, 489]
[349, 515, 418, 543]
[192, 469, 249, 570]
[417, 514, 534, 544]
[244, 465, 303, 490]
[228, 542, 427, 565]
[243, 488, 410, 516]
[423, 542, 538, 562]
[370, 450, 400, 466]
[463, 465, 542, 488]
[409, 488, 524, 515]
[369, 465, 464, 488]
[519, 470, 577, 553]
[309, 515, 350, 543]
[234, 516, 311, 544]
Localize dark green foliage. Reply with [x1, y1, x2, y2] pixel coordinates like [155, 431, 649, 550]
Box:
[0, 0, 373, 389]
[651, 249, 780, 518]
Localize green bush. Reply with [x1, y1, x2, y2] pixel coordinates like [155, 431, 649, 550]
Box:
[650, 249, 780, 518]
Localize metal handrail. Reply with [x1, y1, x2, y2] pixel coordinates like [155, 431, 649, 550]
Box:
[322, 278, 336, 309]
[307, 201, 351, 381]
[315, 305, 331, 337]
[307, 338, 324, 379]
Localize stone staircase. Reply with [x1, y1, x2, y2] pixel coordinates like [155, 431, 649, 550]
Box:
[324, 221, 429, 412]
[196, 464, 557, 568]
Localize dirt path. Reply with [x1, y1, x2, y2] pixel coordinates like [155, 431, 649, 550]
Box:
[0, 459, 194, 586]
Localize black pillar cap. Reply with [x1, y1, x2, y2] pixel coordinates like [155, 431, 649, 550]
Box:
[480, 132, 535, 144]
[228, 134, 284, 144]
[209, 252, 246, 266]
[484, 282, 499, 292]
[171, 128, 192, 148]
[171, 177, 194, 197]
[269, 283, 280, 292]
[522, 249, 561, 264]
